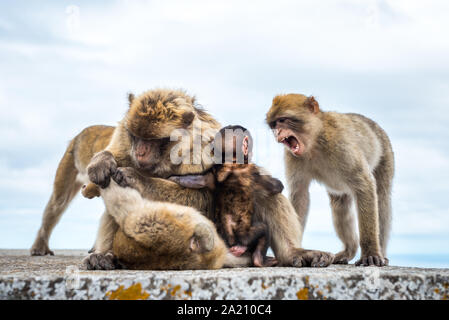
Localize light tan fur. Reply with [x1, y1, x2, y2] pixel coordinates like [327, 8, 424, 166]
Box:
[32, 88, 334, 269]
[94, 181, 248, 270]
[267, 93, 394, 266]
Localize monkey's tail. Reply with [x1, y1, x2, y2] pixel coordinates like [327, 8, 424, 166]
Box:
[223, 252, 251, 268]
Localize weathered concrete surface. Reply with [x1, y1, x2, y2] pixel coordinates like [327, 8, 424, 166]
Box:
[0, 250, 448, 300]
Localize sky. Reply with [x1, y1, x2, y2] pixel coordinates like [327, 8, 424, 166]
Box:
[0, 0, 448, 267]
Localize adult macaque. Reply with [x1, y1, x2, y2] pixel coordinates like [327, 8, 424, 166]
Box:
[266, 94, 394, 266]
[32, 89, 334, 269]
[83, 180, 250, 270]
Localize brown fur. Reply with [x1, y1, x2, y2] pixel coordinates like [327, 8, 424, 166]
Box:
[92, 181, 249, 270]
[266, 93, 394, 266]
[32, 88, 335, 269]
[215, 163, 282, 267]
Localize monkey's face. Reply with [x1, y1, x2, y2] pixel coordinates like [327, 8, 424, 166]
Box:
[125, 90, 197, 171]
[213, 128, 251, 165]
[128, 133, 171, 170]
[266, 94, 321, 157]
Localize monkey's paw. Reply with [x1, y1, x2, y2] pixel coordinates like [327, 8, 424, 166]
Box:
[83, 252, 117, 270]
[333, 250, 356, 264]
[355, 255, 386, 267]
[291, 249, 335, 268]
[87, 151, 117, 188]
[112, 167, 137, 188]
[30, 240, 54, 256]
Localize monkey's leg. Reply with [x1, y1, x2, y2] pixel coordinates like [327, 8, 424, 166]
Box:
[222, 213, 236, 246]
[236, 222, 266, 247]
[31, 140, 82, 256]
[373, 158, 394, 264]
[289, 178, 311, 242]
[252, 236, 278, 267]
[353, 173, 386, 267]
[84, 183, 139, 270]
[255, 193, 334, 267]
[328, 194, 358, 264]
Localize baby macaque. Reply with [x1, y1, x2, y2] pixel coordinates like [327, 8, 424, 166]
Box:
[170, 125, 284, 267]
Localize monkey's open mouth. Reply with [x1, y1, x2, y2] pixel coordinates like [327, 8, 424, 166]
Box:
[279, 135, 304, 156]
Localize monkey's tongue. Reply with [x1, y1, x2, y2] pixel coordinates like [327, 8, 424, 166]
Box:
[285, 136, 300, 153]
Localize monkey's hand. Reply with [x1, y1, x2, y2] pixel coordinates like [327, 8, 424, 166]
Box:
[291, 249, 335, 268]
[87, 151, 117, 188]
[169, 172, 215, 190]
[355, 254, 387, 267]
[112, 167, 139, 189]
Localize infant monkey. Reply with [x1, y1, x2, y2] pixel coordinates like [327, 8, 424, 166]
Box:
[170, 125, 284, 267]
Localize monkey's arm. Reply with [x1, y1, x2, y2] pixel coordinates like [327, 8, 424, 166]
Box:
[168, 172, 216, 190]
[112, 167, 214, 215]
[87, 123, 133, 188]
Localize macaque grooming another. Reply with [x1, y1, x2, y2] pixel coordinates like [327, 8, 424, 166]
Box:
[170, 125, 283, 267]
[266, 94, 394, 267]
[31, 88, 334, 269]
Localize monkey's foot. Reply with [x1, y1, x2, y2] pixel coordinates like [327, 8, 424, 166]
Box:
[30, 239, 54, 256]
[229, 245, 248, 257]
[355, 255, 386, 267]
[112, 167, 137, 188]
[291, 249, 334, 268]
[83, 252, 117, 270]
[263, 256, 278, 267]
[333, 250, 356, 264]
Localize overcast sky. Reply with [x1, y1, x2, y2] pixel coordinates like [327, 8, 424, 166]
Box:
[0, 0, 448, 267]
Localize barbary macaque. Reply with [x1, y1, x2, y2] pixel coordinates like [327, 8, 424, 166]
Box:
[170, 125, 283, 267]
[266, 94, 394, 266]
[83, 180, 250, 270]
[31, 88, 334, 269]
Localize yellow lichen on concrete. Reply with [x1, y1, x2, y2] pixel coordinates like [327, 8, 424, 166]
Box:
[296, 287, 309, 300]
[160, 283, 191, 299]
[106, 283, 150, 300]
[171, 285, 181, 296]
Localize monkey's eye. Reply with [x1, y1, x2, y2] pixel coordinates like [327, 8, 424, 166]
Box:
[278, 118, 287, 123]
[269, 121, 276, 129]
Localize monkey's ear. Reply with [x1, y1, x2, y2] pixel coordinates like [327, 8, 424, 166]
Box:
[190, 223, 214, 253]
[241, 136, 249, 157]
[257, 175, 284, 195]
[128, 92, 135, 107]
[182, 111, 195, 127]
[306, 96, 320, 114]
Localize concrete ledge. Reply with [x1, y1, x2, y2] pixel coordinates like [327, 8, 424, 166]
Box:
[1, 250, 448, 300]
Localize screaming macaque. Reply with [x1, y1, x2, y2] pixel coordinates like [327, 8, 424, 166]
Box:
[266, 94, 394, 266]
[170, 125, 283, 267]
[83, 180, 250, 270]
